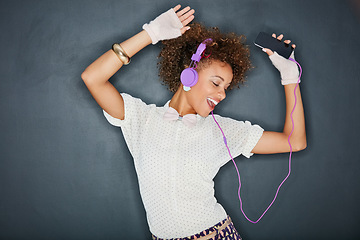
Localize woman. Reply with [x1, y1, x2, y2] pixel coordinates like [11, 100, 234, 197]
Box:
[81, 4, 306, 240]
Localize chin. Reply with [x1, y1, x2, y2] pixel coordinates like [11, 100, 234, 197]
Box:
[198, 113, 209, 118]
[192, 101, 214, 117]
[197, 104, 214, 117]
[197, 109, 212, 118]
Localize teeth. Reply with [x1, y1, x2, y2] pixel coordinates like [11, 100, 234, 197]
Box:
[207, 98, 218, 106]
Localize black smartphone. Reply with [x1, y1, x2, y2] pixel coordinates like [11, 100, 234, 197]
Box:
[254, 32, 293, 58]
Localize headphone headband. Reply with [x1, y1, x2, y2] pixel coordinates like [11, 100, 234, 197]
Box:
[191, 38, 213, 62]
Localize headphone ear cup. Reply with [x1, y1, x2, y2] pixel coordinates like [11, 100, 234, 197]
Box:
[180, 68, 198, 88]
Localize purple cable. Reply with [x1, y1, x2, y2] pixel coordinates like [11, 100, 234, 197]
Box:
[211, 57, 302, 223]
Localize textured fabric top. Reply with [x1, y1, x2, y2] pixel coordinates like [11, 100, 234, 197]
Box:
[103, 93, 264, 238]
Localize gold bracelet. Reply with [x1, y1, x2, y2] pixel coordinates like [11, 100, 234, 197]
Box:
[112, 43, 131, 65]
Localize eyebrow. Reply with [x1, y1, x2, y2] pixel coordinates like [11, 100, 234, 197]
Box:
[211, 75, 224, 81]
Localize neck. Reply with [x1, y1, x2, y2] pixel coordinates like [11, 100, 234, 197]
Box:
[169, 86, 196, 116]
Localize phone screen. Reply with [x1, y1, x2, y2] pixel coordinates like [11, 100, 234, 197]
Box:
[254, 32, 293, 58]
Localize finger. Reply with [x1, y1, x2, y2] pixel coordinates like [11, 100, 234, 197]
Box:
[272, 33, 276, 38]
[180, 13, 194, 33]
[262, 48, 274, 56]
[180, 26, 191, 34]
[277, 34, 284, 41]
[284, 40, 291, 44]
[176, 6, 191, 17]
[173, 4, 181, 12]
[292, 44, 296, 49]
[179, 9, 195, 24]
[180, 13, 195, 27]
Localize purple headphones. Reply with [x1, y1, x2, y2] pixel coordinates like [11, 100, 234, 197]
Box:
[180, 38, 213, 91]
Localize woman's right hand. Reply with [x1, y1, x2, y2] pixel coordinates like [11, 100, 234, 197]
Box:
[82, 5, 195, 121]
[142, 4, 195, 45]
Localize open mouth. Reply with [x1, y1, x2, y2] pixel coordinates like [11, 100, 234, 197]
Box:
[207, 97, 218, 109]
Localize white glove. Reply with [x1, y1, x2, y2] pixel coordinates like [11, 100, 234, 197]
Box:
[142, 8, 183, 45]
[269, 51, 300, 85]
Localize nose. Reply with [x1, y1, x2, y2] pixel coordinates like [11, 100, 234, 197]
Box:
[218, 88, 226, 101]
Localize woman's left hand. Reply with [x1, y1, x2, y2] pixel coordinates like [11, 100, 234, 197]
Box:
[263, 33, 300, 85]
[262, 33, 296, 56]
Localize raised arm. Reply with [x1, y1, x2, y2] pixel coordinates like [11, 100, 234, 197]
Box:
[81, 31, 151, 120]
[252, 34, 307, 154]
[81, 4, 194, 120]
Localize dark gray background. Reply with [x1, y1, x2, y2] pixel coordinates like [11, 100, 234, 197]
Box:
[1, 0, 359, 239]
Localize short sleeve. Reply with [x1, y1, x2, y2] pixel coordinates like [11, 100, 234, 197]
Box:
[240, 121, 264, 158]
[102, 93, 147, 128]
[214, 116, 264, 159]
[103, 110, 123, 127]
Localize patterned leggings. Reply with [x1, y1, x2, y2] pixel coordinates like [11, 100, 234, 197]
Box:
[152, 216, 242, 240]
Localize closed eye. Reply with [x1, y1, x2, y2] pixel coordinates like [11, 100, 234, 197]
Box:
[212, 82, 229, 92]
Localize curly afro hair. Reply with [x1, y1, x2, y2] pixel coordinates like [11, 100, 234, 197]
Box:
[158, 22, 252, 92]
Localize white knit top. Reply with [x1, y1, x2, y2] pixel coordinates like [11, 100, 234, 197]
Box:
[103, 93, 264, 238]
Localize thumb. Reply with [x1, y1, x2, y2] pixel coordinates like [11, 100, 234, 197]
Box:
[290, 50, 295, 60]
[262, 48, 274, 56]
[180, 26, 191, 34]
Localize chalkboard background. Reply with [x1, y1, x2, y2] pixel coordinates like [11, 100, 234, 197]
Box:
[1, 0, 359, 239]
